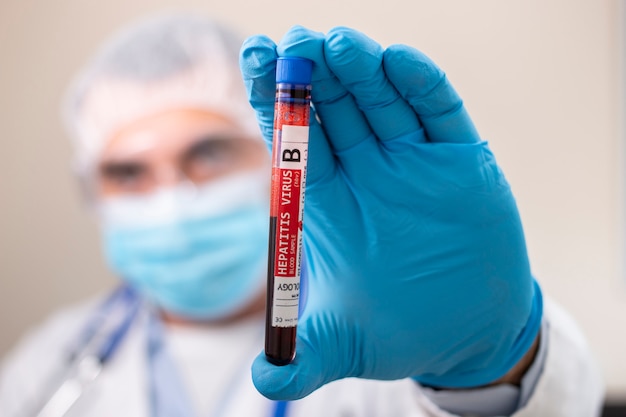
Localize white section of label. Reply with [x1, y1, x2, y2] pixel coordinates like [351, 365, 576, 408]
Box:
[282, 125, 310, 144]
[278, 125, 309, 170]
[272, 276, 300, 327]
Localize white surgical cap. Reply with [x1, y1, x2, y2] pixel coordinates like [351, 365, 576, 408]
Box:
[62, 13, 259, 174]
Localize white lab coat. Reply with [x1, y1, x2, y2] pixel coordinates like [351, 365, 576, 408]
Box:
[0, 296, 604, 417]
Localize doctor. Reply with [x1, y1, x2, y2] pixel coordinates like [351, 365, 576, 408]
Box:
[0, 13, 603, 417]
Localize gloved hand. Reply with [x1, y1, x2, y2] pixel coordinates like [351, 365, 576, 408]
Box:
[240, 26, 542, 400]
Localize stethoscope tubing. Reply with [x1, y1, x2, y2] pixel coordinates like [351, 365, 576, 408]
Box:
[29, 285, 291, 417]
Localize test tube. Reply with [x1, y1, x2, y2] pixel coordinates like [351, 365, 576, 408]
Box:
[265, 57, 313, 366]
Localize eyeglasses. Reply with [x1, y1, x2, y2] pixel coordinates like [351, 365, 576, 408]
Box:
[96, 135, 267, 196]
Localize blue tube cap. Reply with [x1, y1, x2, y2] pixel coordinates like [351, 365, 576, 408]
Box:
[276, 57, 313, 85]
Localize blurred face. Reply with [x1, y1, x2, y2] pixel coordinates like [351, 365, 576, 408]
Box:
[96, 108, 267, 198]
[97, 108, 270, 324]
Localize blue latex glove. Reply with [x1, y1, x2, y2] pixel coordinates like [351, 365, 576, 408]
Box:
[240, 26, 542, 400]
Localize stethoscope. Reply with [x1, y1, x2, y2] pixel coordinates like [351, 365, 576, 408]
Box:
[26, 285, 290, 417]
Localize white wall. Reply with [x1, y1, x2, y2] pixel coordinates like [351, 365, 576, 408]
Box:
[1, 0, 624, 400]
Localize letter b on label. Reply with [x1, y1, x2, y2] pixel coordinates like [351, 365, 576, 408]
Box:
[282, 149, 301, 162]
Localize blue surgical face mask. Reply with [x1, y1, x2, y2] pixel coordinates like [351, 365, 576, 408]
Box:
[99, 170, 269, 320]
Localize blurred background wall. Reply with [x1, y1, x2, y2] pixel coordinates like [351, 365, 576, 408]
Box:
[1, 0, 624, 402]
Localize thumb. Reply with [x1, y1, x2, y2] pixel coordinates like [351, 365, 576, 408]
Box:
[251, 335, 328, 401]
[251, 314, 357, 400]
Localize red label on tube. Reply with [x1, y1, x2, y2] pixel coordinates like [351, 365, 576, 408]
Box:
[274, 168, 301, 278]
[270, 125, 308, 327]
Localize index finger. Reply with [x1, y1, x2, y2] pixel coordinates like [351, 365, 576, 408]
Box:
[323, 27, 424, 143]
